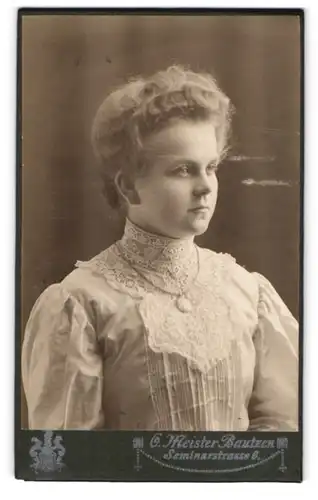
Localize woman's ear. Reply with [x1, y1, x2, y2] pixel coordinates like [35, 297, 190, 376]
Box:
[114, 171, 141, 206]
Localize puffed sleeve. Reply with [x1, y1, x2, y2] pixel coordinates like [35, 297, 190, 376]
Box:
[21, 284, 104, 429]
[248, 273, 299, 431]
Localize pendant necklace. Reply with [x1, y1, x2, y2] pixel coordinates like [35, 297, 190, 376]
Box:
[115, 242, 200, 313]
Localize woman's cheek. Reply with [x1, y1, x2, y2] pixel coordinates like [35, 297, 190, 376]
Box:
[162, 188, 189, 215]
[163, 179, 190, 199]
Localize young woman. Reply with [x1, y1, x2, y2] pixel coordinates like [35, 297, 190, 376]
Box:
[22, 65, 298, 431]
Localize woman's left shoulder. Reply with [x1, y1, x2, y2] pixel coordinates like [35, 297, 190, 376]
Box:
[199, 247, 259, 295]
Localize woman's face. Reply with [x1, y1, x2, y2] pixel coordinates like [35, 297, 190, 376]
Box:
[128, 119, 220, 239]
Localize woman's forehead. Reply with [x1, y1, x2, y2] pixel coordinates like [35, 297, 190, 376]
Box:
[143, 119, 218, 160]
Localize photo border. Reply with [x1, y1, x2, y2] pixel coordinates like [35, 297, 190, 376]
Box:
[14, 7, 304, 482]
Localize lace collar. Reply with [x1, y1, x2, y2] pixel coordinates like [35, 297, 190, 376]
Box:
[117, 218, 196, 277]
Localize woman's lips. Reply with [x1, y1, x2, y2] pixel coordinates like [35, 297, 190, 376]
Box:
[189, 206, 210, 213]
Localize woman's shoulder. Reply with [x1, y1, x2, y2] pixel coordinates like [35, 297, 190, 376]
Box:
[198, 246, 260, 296]
[29, 246, 125, 318]
[62, 246, 125, 303]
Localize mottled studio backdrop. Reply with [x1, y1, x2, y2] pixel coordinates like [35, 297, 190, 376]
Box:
[20, 13, 301, 426]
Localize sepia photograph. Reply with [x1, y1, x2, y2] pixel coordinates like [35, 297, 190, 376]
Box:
[16, 8, 303, 481]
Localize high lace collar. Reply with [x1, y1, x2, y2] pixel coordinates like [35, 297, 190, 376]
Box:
[117, 218, 196, 276]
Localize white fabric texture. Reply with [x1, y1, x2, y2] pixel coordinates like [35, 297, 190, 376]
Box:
[22, 219, 299, 431]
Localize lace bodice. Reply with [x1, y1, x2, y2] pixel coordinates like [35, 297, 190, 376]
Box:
[75, 220, 248, 372]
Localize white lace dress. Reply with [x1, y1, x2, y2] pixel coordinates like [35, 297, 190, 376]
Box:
[22, 219, 299, 431]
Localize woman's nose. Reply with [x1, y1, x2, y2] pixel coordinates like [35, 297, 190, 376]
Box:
[192, 174, 213, 197]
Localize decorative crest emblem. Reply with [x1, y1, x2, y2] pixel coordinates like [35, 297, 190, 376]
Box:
[29, 430, 66, 474]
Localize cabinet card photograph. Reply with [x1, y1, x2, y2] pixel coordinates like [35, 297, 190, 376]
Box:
[16, 8, 303, 482]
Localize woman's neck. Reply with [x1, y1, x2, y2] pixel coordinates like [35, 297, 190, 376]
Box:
[126, 215, 194, 241]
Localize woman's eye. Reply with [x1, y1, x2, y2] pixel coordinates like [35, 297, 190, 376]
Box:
[172, 163, 218, 177]
[175, 165, 191, 177]
[207, 163, 219, 174]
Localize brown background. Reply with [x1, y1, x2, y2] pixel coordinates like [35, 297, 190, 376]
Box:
[20, 13, 301, 427]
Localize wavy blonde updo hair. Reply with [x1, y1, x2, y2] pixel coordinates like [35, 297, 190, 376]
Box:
[91, 65, 234, 209]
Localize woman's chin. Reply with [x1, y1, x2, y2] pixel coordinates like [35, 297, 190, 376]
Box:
[189, 215, 211, 232]
[137, 217, 211, 239]
[182, 219, 210, 237]
[192, 225, 209, 236]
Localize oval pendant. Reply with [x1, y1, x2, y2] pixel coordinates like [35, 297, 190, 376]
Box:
[176, 296, 192, 313]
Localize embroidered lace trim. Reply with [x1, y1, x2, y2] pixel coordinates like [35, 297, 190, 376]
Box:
[118, 218, 197, 288]
[76, 245, 244, 372]
[138, 251, 244, 372]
